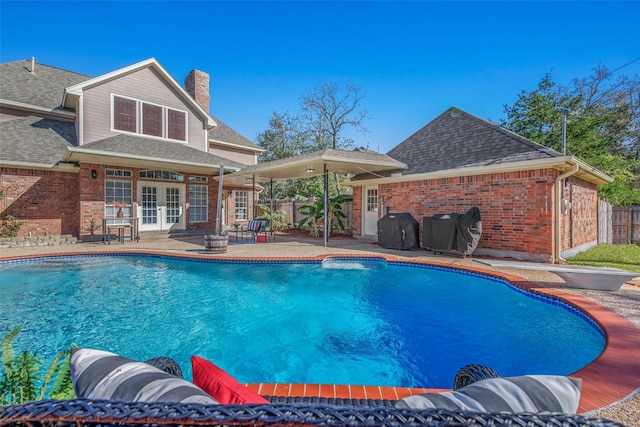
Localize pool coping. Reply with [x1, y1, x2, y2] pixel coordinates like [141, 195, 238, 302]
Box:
[2, 250, 639, 414]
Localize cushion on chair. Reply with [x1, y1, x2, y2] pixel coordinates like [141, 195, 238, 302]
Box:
[70, 348, 218, 404]
[395, 375, 581, 414]
[192, 356, 270, 404]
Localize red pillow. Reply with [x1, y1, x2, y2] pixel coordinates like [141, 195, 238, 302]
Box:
[191, 356, 270, 404]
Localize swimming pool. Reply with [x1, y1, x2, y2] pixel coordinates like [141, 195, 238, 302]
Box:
[0, 254, 605, 389]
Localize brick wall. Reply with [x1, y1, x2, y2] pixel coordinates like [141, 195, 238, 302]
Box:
[562, 177, 599, 249]
[78, 164, 105, 237]
[352, 186, 363, 233]
[353, 169, 560, 259]
[77, 164, 224, 237]
[1, 168, 79, 237]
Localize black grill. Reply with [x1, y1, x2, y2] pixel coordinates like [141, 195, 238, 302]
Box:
[377, 212, 420, 250]
[423, 207, 482, 256]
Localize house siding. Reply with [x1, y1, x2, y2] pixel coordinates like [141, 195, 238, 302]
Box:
[81, 67, 207, 151]
[1, 168, 79, 237]
[209, 145, 256, 166]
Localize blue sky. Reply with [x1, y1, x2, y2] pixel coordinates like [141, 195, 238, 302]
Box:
[2, 1, 639, 153]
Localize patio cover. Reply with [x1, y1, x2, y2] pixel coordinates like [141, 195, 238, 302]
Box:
[224, 148, 406, 185]
[225, 148, 407, 246]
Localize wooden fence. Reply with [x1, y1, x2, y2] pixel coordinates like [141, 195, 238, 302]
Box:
[598, 200, 640, 245]
[257, 198, 353, 231]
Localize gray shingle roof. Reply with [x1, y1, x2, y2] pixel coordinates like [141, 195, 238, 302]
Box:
[386, 107, 561, 175]
[0, 60, 90, 110]
[209, 115, 261, 150]
[1, 58, 258, 167]
[79, 134, 245, 169]
[0, 116, 77, 166]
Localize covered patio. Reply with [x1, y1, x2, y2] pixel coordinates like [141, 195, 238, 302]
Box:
[222, 148, 406, 245]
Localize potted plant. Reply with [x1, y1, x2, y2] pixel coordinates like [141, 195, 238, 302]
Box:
[111, 201, 129, 218]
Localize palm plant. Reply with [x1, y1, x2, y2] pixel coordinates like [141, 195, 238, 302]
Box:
[295, 188, 352, 237]
[256, 204, 287, 231]
[0, 326, 75, 405]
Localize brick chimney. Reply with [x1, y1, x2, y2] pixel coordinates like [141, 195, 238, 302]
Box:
[184, 70, 210, 113]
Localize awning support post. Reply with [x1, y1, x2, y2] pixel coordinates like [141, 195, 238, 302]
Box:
[270, 178, 274, 232]
[323, 164, 329, 247]
[215, 165, 224, 235]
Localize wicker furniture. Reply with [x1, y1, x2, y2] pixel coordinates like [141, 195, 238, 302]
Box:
[0, 360, 620, 426]
[0, 398, 621, 426]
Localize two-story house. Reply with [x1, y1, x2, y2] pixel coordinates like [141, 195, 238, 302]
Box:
[1, 57, 613, 262]
[1, 58, 261, 239]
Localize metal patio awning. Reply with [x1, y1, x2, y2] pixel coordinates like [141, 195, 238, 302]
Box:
[224, 148, 406, 246]
[223, 148, 406, 184]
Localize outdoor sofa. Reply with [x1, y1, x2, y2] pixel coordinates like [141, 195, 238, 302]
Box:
[0, 349, 622, 427]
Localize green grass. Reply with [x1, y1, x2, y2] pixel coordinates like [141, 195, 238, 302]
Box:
[566, 244, 640, 273]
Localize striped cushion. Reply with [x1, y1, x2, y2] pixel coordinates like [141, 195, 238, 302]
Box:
[396, 375, 581, 414]
[70, 348, 218, 404]
[247, 220, 261, 231]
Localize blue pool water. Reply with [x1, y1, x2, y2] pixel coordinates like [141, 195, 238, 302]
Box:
[0, 255, 604, 388]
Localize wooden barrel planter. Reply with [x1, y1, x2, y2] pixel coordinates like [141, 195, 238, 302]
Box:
[204, 234, 228, 253]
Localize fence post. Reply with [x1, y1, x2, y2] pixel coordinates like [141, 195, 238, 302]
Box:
[598, 199, 612, 244]
[633, 206, 640, 244]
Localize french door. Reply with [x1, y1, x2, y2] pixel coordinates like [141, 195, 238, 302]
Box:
[137, 182, 185, 231]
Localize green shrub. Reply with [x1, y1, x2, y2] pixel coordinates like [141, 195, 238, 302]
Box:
[0, 326, 75, 405]
[0, 215, 23, 238]
[257, 204, 287, 231]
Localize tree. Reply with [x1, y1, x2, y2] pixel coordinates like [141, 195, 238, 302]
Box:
[256, 111, 308, 162]
[300, 82, 369, 150]
[501, 73, 576, 152]
[256, 82, 369, 198]
[500, 66, 640, 206]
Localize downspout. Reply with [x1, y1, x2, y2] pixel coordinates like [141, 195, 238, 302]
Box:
[554, 162, 579, 263]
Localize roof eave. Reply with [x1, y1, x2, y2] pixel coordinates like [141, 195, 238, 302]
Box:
[0, 159, 80, 172]
[346, 157, 613, 186]
[0, 99, 76, 119]
[64, 147, 241, 174]
[210, 138, 264, 153]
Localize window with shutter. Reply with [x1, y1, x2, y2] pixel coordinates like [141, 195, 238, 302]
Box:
[113, 96, 137, 132]
[168, 109, 186, 141]
[143, 103, 163, 137]
[111, 94, 188, 142]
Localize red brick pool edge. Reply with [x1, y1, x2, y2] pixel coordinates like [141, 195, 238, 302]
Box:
[3, 250, 639, 414]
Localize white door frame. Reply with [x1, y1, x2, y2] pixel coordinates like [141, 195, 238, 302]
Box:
[362, 186, 379, 236]
[137, 181, 186, 231]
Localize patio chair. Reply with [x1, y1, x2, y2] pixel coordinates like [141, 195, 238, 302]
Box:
[241, 219, 271, 242]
